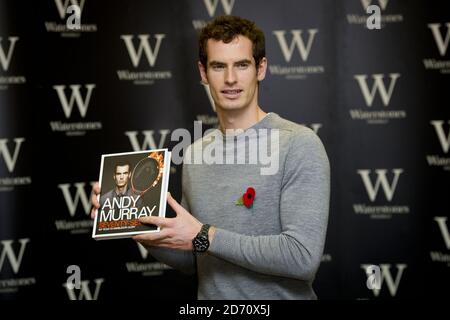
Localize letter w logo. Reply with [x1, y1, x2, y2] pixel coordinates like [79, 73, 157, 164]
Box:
[125, 130, 170, 151]
[273, 30, 318, 62]
[0, 238, 30, 274]
[58, 182, 95, 217]
[203, 0, 235, 17]
[54, 0, 86, 19]
[357, 169, 403, 202]
[434, 217, 450, 249]
[428, 23, 450, 57]
[63, 278, 104, 300]
[121, 34, 165, 68]
[0, 138, 25, 173]
[361, 0, 389, 11]
[53, 84, 95, 118]
[137, 243, 149, 259]
[354, 73, 400, 107]
[0, 37, 19, 72]
[361, 264, 406, 297]
[430, 120, 450, 153]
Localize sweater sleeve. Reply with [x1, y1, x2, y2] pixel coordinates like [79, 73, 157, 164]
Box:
[145, 165, 196, 275]
[145, 245, 195, 275]
[208, 129, 330, 281]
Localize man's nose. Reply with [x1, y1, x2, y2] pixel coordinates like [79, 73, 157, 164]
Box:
[225, 67, 237, 85]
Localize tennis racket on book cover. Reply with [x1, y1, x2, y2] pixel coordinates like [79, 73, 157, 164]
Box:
[131, 151, 165, 196]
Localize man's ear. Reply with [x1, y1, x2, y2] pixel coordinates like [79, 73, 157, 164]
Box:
[257, 57, 268, 81]
[198, 61, 208, 85]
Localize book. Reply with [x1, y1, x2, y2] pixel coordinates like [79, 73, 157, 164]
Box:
[92, 149, 171, 240]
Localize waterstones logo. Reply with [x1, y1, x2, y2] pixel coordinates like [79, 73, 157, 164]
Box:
[125, 130, 176, 174]
[121, 35, 165, 68]
[0, 238, 36, 294]
[0, 36, 26, 90]
[117, 34, 172, 85]
[125, 130, 171, 151]
[0, 239, 29, 274]
[347, 0, 403, 28]
[427, 121, 450, 171]
[137, 242, 148, 259]
[63, 278, 104, 300]
[125, 243, 173, 276]
[56, 182, 95, 234]
[350, 73, 406, 124]
[270, 29, 324, 80]
[0, 138, 31, 192]
[436, 217, 450, 249]
[423, 23, 450, 74]
[192, 0, 236, 30]
[430, 217, 450, 267]
[429, 23, 450, 57]
[50, 84, 102, 136]
[44, 0, 97, 37]
[354, 169, 409, 219]
[54, 84, 95, 118]
[0, 37, 18, 72]
[203, 0, 235, 17]
[361, 264, 406, 297]
[0, 138, 24, 173]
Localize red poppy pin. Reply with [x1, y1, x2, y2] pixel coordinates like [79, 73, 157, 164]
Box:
[236, 187, 256, 208]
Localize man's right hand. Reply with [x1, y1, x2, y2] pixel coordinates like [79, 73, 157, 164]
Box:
[90, 182, 101, 219]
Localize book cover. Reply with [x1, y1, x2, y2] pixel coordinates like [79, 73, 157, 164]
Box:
[92, 149, 171, 240]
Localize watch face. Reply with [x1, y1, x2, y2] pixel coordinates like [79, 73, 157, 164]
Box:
[193, 235, 209, 252]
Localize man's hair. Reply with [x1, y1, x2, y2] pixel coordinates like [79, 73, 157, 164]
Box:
[114, 162, 131, 174]
[199, 15, 266, 68]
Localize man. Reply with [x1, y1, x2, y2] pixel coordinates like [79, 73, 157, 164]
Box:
[91, 15, 330, 299]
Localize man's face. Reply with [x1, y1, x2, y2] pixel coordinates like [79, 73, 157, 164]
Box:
[113, 165, 130, 188]
[199, 35, 267, 112]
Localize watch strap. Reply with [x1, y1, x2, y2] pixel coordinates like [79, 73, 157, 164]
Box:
[199, 224, 211, 237]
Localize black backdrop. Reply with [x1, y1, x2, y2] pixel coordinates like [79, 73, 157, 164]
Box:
[1, 0, 449, 300]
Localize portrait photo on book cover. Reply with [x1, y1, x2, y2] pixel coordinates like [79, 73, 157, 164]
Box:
[92, 149, 171, 240]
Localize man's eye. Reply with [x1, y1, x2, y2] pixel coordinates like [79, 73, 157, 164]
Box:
[212, 65, 225, 71]
[237, 63, 249, 69]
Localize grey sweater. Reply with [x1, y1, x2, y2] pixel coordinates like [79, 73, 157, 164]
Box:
[148, 112, 330, 299]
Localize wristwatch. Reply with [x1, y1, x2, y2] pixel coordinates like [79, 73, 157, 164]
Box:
[192, 224, 211, 253]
